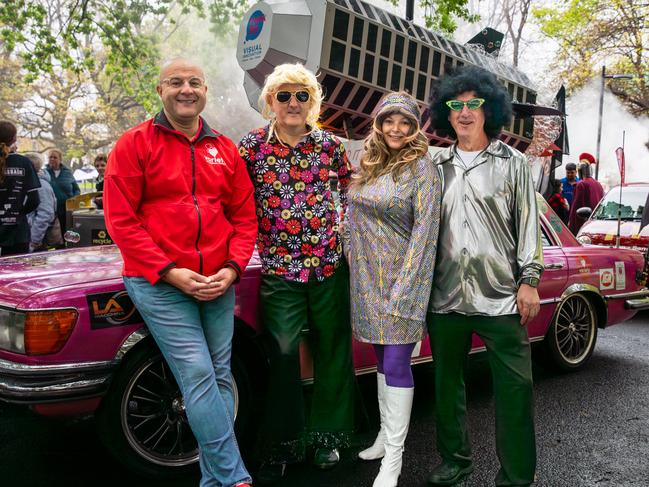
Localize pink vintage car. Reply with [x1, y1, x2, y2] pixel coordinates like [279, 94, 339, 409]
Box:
[0, 196, 648, 477]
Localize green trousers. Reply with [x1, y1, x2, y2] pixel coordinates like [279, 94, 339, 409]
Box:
[257, 264, 356, 464]
[428, 312, 536, 486]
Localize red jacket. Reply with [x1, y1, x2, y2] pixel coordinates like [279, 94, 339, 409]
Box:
[104, 112, 257, 285]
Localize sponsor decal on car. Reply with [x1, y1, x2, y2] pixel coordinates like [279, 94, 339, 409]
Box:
[575, 255, 592, 274]
[615, 262, 626, 290]
[87, 290, 143, 329]
[599, 268, 615, 290]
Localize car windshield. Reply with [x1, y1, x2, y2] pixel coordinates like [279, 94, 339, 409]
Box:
[592, 186, 649, 221]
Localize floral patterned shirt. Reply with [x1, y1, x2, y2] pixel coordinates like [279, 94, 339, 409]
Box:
[238, 125, 351, 282]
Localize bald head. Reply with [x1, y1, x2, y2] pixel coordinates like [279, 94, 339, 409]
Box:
[156, 58, 208, 137]
[159, 58, 205, 84]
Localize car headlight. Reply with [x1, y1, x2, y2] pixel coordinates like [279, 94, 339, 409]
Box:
[0, 308, 26, 353]
[577, 235, 592, 245]
[0, 308, 78, 355]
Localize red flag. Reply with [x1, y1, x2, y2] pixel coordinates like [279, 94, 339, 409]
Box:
[615, 147, 625, 184]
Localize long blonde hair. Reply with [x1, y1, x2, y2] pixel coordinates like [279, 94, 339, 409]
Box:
[352, 93, 429, 187]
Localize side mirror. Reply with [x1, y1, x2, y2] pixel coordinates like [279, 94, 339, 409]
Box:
[576, 207, 592, 218]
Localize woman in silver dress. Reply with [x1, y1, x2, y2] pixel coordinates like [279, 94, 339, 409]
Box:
[345, 92, 442, 487]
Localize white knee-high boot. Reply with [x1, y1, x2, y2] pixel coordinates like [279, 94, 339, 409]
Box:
[371, 385, 414, 487]
[359, 373, 387, 460]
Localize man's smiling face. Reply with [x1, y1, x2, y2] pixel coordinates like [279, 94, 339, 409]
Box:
[156, 60, 207, 125]
[448, 90, 486, 144]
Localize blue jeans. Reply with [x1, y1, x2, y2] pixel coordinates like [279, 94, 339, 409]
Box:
[124, 277, 251, 487]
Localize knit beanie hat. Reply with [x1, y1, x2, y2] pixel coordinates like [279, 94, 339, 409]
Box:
[374, 92, 421, 127]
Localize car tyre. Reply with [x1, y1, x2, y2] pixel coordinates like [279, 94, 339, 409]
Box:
[542, 293, 598, 372]
[96, 342, 253, 478]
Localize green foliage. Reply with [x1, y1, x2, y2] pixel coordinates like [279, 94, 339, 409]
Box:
[0, 0, 248, 110]
[0, 0, 250, 161]
[420, 0, 479, 34]
[208, 1, 251, 36]
[534, 0, 648, 116]
[0, 0, 484, 157]
[387, 0, 478, 34]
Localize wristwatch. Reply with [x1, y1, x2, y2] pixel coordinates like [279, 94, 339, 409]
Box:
[519, 277, 540, 288]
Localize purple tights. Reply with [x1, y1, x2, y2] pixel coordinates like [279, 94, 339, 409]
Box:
[373, 343, 416, 388]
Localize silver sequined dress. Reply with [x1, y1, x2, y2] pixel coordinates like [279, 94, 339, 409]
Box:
[346, 155, 442, 344]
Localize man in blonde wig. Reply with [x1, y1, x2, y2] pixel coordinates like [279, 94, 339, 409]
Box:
[238, 63, 355, 482]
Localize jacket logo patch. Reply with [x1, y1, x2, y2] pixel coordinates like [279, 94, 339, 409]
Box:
[204, 143, 225, 165]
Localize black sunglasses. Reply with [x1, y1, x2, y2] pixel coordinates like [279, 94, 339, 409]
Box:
[275, 90, 310, 103]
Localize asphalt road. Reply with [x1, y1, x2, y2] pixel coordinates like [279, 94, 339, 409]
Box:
[1, 312, 648, 487]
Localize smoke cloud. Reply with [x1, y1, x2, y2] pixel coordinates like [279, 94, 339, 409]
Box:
[560, 80, 649, 188]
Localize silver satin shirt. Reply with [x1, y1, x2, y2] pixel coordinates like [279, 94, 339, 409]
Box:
[430, 140, 543, 316]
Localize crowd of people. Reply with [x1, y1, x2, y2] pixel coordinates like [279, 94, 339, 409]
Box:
[1, 56, 615, 487]
[545, 154, 606, 234]
[0, 130, 109, 255]
[98, 58, 543, 487]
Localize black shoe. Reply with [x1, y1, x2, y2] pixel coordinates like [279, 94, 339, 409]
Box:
[312, 448, 340, 470]
[256, 462, 286, 485]
[427, 462, 474, 485]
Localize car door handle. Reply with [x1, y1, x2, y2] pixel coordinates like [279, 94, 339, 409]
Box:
[544, 263, 564, 270]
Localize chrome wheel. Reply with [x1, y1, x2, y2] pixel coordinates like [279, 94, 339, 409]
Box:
[547, 293, 598, 370]
[120, 355, 239, 467]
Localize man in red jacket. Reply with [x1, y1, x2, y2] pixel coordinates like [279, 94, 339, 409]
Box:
[568, 162, 604, 234]
[104, 58, 256, 487]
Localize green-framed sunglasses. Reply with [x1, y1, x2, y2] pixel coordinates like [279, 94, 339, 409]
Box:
[445, 98, 486, 111]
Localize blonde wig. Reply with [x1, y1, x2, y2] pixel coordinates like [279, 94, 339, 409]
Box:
[352, 92, 429, 187]
[258, 63, 323, 130]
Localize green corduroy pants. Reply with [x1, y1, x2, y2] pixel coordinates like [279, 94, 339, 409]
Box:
[257, 264, 356, 464]
[428, 312, 536, 486]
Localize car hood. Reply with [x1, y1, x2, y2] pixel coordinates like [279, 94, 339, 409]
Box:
[0, 246, 123, 307]
[579, 219, 649, 251]
[579, 219, 644, 237]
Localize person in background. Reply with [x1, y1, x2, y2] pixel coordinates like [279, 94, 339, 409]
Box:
[238, 63, 356, 482]
[104, 58, 257, 487]
[560, 162, 579, 208]
[547, 178, 569, 224]
[0, 121, 40, 256]
[94, 153, 107, 191]
[579, 152, 596, 167]
[568, 162, 604, 234]
[426, 66, 543, 487]
[46, 149, 80, 232]
[93, 153, 107, 208]
[346, 91, 441, 487]
[24, 153, 58, 252]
